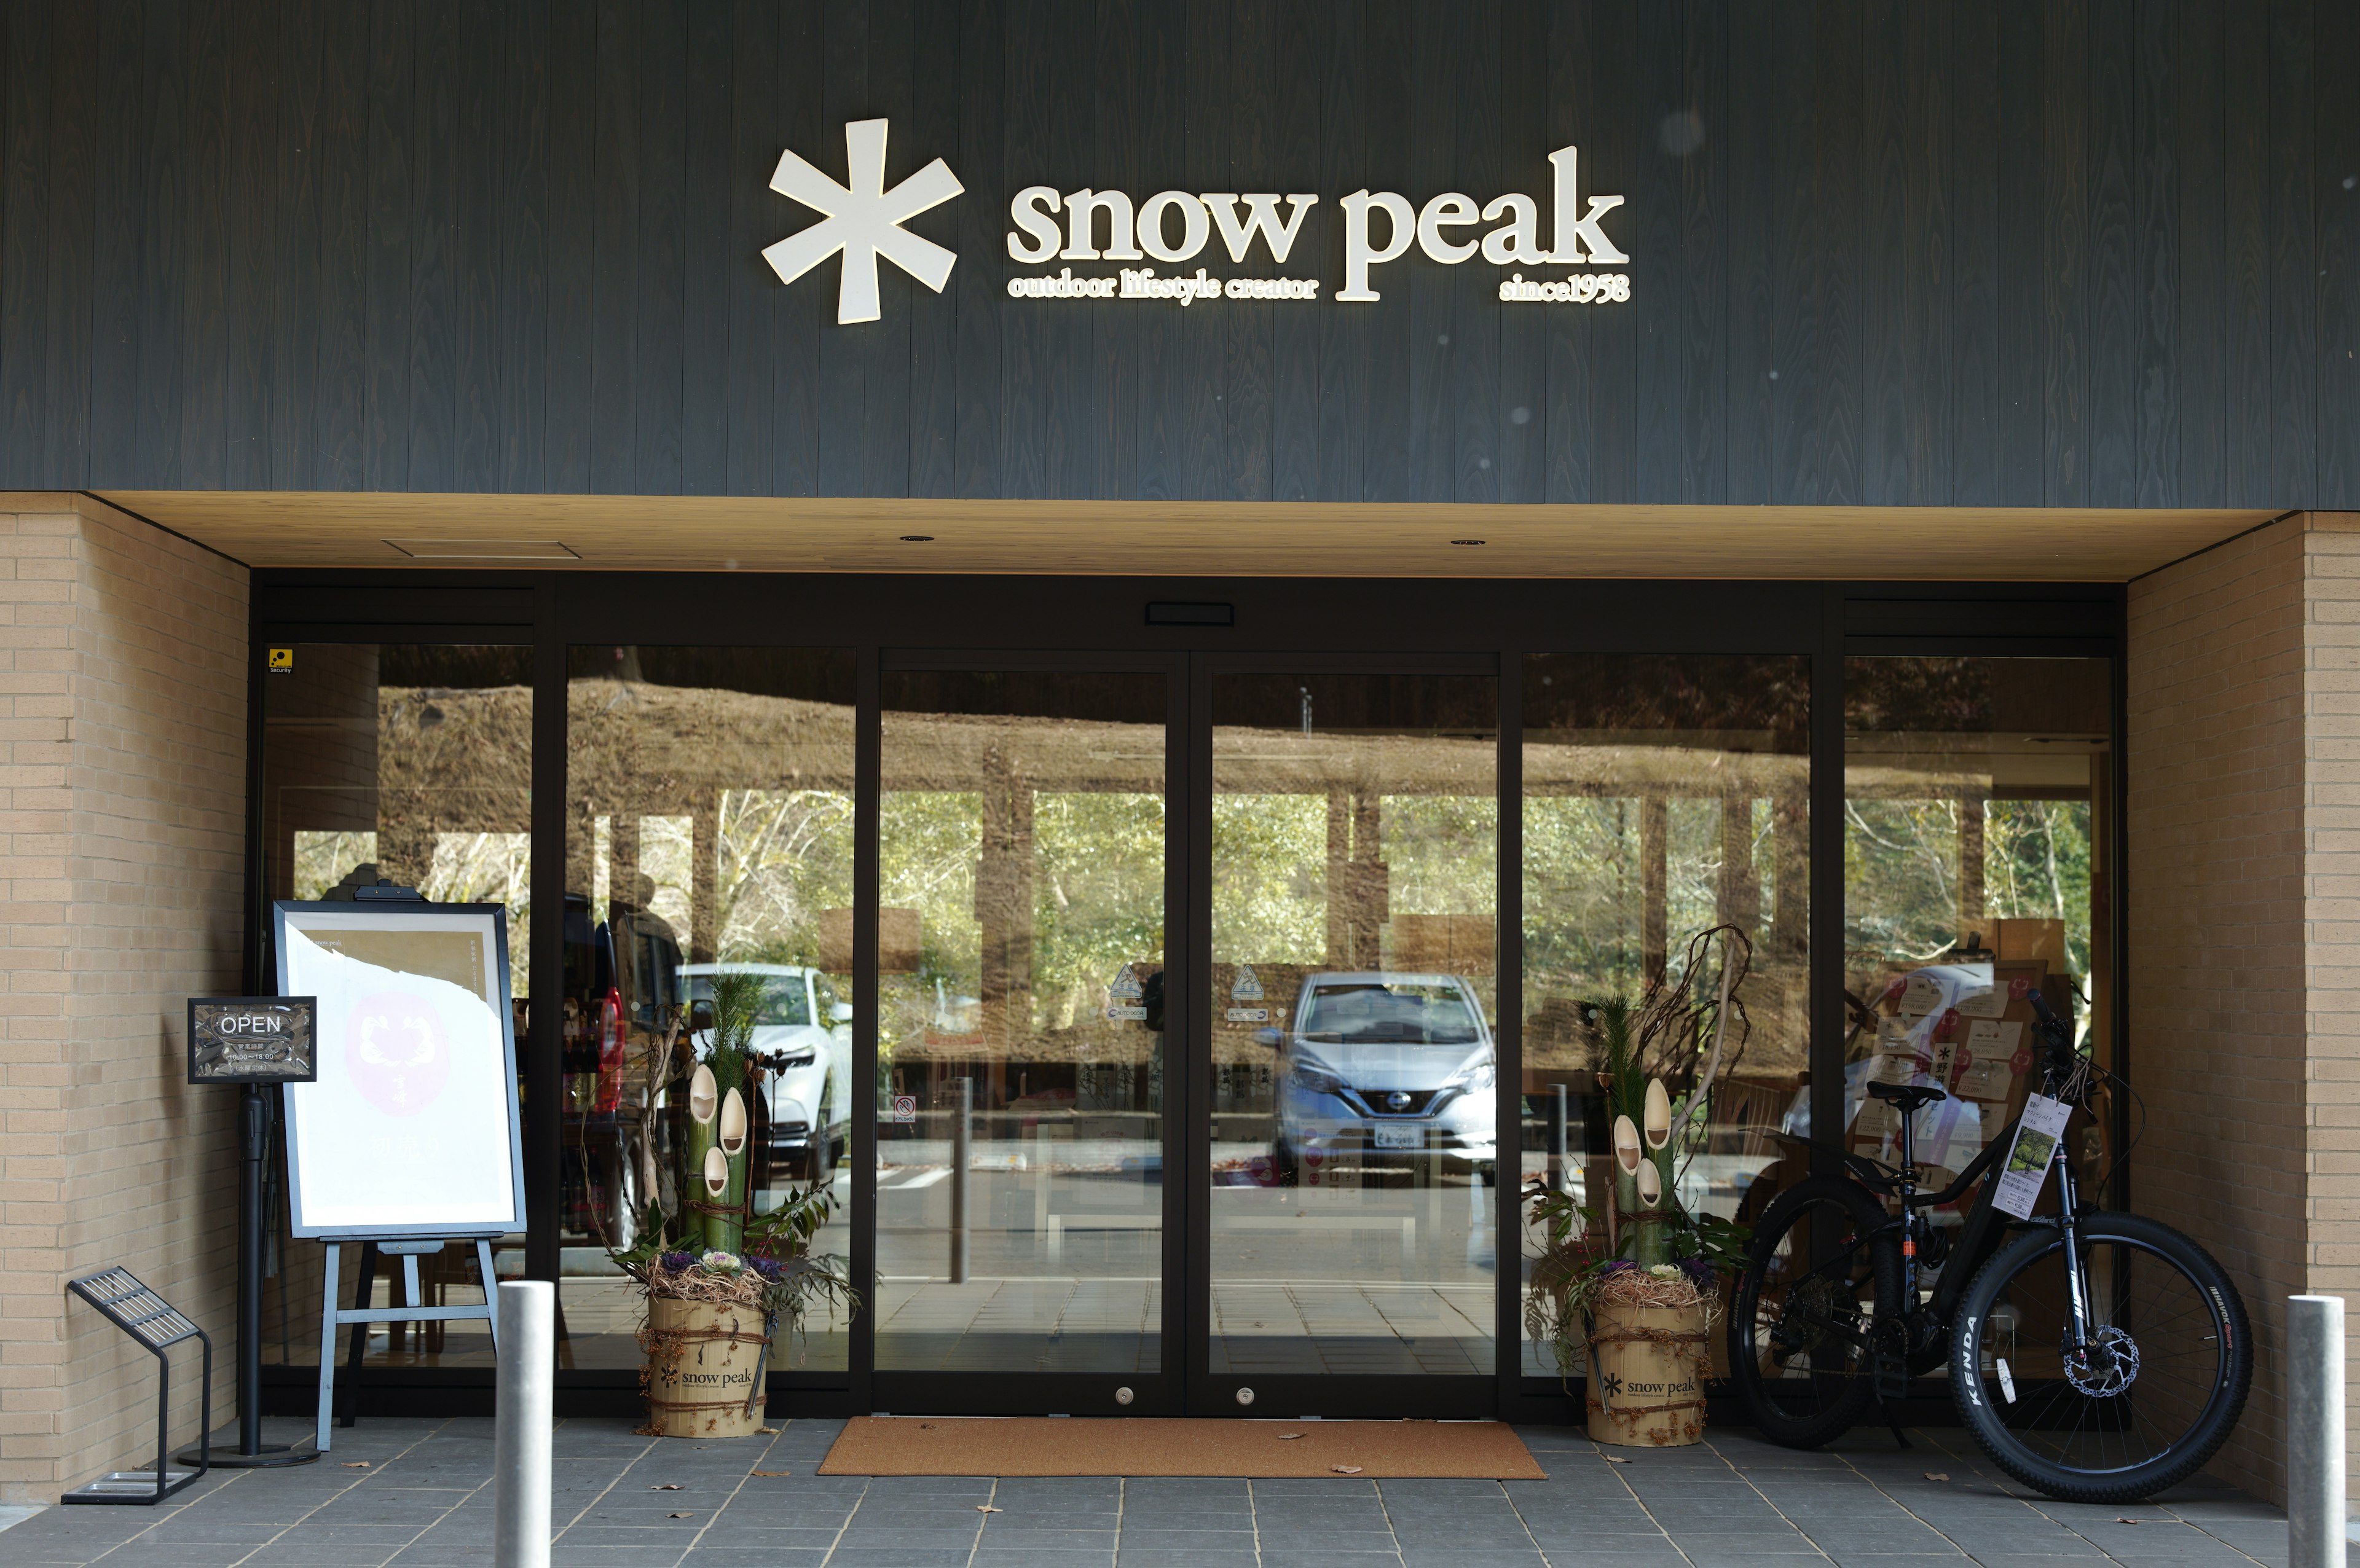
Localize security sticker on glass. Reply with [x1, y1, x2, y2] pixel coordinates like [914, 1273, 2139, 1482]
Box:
[1990, 1092, 2073, 1220]
[267, 646, 294, 673]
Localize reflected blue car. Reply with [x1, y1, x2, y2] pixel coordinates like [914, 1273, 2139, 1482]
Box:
[1256, 971, 1498, 1183]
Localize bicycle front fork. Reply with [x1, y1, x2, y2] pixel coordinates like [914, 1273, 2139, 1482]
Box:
[2054, 1161, 2095, 1353]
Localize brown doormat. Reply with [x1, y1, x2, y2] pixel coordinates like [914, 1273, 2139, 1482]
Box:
[819, 1416, 1546, 1478]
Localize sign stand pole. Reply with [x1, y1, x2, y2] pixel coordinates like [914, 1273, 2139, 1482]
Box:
[180, 1083, 320, 1468]
[179, 996, 322, 1470]
[315, 1236, 502, 1453]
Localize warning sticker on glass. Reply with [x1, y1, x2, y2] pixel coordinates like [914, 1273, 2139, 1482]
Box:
[1106, 963, 1147, 1021]
[1990, 1092, 2073, 1219]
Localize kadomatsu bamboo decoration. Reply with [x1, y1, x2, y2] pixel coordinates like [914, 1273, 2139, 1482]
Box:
[610, 970, 858, 1438]
[1522, 925, 1758, 1445]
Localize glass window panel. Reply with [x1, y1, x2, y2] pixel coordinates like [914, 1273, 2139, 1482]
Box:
[1843, 656, 2113, 1273]
[1209, 673, 1499, 1378]
[1519, 654, 1810, 1379]
[258, 644, 532, 1368]
[878, 670, 1169, 1373]
[562, 646, 857, 1371]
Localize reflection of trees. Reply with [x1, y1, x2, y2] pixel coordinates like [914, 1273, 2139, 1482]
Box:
[1035, 792, 1163, 1030]
[1386, 794, 1500, 929]
[1987, 799, 2093, 989]
[292, 830, 377, 899]
[1846, 794, 2094, 998]
[878, 791, 982, 1056]
[1211, 795, 1326, 962]
[424, 829, 532, 918]
[714, 788, 854, 963]
[1845, 797, 1962, 962]
[1524, 791, 1803, 1080]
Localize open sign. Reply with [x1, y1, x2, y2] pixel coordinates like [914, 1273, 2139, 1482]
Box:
[187, 997, 318, 1084]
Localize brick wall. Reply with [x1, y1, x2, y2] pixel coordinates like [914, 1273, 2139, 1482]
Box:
[2128, 510, 2360, 1504]
[2304, 513, 2360, 1499]
[2127, 515, 2308, 1502]
[0, 494, 246, 1502]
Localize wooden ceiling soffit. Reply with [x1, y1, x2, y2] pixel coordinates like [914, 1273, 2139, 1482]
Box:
[95, 492, 2277, 581]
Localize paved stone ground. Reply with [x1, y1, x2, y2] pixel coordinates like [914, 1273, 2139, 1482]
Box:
[0, 1416, 2288, 1568]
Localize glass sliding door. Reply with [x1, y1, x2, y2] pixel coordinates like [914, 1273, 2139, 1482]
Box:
[1202, 670, 1500, 1398]
[1518, 654, 1811, 1383]
[1842, 657, 2115, 1325]
[875, 668, 1173, 1389]
[257, 643, 532, 1372]
[561, 647, 858, 1373]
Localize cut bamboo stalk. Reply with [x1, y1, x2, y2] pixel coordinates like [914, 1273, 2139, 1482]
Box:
[712, 1088, 750, 1253]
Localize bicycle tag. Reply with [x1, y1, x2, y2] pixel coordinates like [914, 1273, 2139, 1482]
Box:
[1991, 1092, 2072, 1220]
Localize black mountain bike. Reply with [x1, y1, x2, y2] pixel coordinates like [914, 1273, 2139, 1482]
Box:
[1727, 993, 2251, 1503]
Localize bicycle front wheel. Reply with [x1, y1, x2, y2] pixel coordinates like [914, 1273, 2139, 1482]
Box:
[1728, 1175, 1904, 1448]
[1949, 1211, 2252, 1503]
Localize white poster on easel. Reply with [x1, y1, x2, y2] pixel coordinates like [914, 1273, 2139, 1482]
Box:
[275, 902, 524, 1238]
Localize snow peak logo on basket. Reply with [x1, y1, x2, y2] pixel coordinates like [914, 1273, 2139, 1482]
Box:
[764, 120, 1630, 323]
[1601, 1369, 1699, 1401]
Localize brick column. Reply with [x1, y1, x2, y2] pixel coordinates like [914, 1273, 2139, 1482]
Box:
[2303, 513, 2360, 1502]
[2129, 510, 2360, 1505]
[0, 493, 246, 1502]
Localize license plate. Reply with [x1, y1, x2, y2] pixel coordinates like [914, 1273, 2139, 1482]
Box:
[1372, 1124, 1423, 1150]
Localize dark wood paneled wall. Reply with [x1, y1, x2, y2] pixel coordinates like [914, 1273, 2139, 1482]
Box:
[1, 0, 2354, 507]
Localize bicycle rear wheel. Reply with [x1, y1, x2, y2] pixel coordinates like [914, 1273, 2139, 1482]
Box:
[1949, 1212, 2252, 1503]
[1728, 1175, 1904, 1448]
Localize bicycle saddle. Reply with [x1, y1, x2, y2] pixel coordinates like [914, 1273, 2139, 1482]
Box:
[1866, 1080, 1948, 1113]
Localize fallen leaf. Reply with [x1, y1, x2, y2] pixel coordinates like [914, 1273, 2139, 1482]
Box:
[750, 1470, 790, 1478]
[977, 1504, 1002, 1513]
[651, 1484, 682, 1491]
[340, 1461, 369, 1469]
[1924, 1472, 1949, 1481]
[1331, 1465, 1364, 1475]
[2117, 1518, 2142, 1525]
[756, 1427, 780, 1435]
[1276, 1433, 1305, 1441]
[669, 1511, 693, 1519]
[1602, 1456, 1630, 1465]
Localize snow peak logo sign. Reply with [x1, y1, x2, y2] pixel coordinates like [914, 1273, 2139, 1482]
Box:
[765, 120, 1630, 324]
[763, 119, 964, 324]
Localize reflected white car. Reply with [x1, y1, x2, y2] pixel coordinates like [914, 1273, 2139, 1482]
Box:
[680, 963, 853, 1184]
[1257, 971, 1498, 1181]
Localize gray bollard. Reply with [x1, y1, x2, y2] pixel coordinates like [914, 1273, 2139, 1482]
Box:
[2289, 1294, 2347, 1568]
[1548, 1085, 1570, 1193]
[950, 1076, 972, 1284]
[492, 1280, 554, 1568]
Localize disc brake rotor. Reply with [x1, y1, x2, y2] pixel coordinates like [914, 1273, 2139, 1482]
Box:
[2061, 1323, 2140, 1398]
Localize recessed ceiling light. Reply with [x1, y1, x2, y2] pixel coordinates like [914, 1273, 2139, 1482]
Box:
[1450, 538, 1486, 546]
[899, 534, 935, 542]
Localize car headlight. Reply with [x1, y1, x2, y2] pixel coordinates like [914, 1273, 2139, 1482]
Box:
[1446, 1059, 1496, 1092]
[1288, 1059, 1347, 1097]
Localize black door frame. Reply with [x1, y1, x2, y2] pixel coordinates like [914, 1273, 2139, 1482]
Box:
[246, 569, 2126, 1424]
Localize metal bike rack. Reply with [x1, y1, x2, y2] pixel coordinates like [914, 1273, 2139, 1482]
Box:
[61, 1269, 211, 1505]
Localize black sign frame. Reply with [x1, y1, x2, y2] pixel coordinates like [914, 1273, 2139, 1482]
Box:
[187, 997, 317, 1084]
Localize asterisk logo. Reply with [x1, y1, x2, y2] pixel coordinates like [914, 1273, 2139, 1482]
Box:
[762, 119, 962, 325]
[1599, 1371, 1624, 1398]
